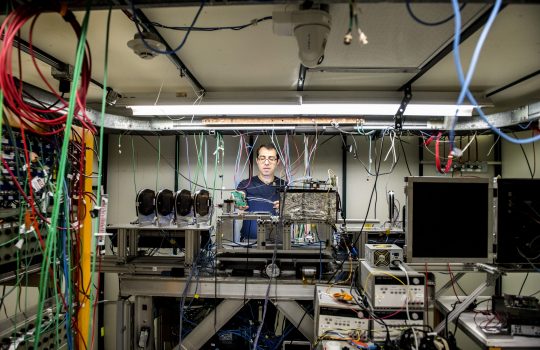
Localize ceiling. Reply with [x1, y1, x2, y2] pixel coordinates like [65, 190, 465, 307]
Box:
[7, 1, 540, 117]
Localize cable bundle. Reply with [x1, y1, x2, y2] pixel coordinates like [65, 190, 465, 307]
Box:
[0, 3, 95, 134]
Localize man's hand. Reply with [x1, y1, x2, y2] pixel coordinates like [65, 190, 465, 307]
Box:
[273, 200, 279, 210]
[237, 205, 249, 211]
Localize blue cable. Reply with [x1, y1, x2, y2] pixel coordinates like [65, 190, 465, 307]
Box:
[449, 0, 501, 150]
[450, 0, 540, 146]
[519, 121, 534, 130]
[129, 0, 205, 55]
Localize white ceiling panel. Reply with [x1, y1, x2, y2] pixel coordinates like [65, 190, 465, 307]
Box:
[4, 2, 540, 110]
[143, 5, 300, 91]
[413, 5, 540, 96]
[322, 3, 488, 67]
[16, 10, 194, 101]
[304, 71, 415, 90]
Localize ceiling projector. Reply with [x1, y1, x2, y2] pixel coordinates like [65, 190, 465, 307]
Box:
[273, 6, 331, 68]
[127, 32, 165, 59]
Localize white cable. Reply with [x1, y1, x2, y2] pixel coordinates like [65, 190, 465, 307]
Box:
[304, 135, 310, 177]
[486, 134, 500, 157]
[452, 133, 477, 158]
[398, 262, 419, 350]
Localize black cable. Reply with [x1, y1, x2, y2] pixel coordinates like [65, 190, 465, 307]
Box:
[21, 88, 65, 110]
[399, 136, 413, 176]
[349, 133, 401, 177]
[529, 288, 540, 297]
[445, 302, 459, 339]
[138, 133, 268, 191]
[132, 15, 273, 32]
[513, 132, 535, 179]
[350, 281, 392, 344]
[130, 0, 204, 55]
[325, 134, 384, 284]
[406, 0, 466, 26]
[518, 272, 529, 296]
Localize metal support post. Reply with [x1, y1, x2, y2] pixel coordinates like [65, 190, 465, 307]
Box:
[434, 272, 499, 334]
[282, 222, 292, 250]
[318, 223, 332, 253]
[135, 296, 154, 349]
[257, 220, 267, 249]
[128, 229, 138, 257]
[116, 299, 131, 350]
[272, 300, 314, 343]
[175, 299, 246, 350]
[216, 219, 223, 248]
[117, 228, 127, 263]
[184, 229, 200, 269]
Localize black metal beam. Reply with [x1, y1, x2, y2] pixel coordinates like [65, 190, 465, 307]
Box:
[486, 69, 540, 98]
[12, 36, 108, 91]
[418, 137, 424, 176]
[125, 8, 205, 93]
[297, 64, 308, 91]
[398, 3, 508, 91]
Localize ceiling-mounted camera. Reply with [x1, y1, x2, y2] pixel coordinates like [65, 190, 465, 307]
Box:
[273, 4, 331, 68]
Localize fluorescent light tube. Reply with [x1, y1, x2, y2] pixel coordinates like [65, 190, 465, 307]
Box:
[128, 103, 474, 117]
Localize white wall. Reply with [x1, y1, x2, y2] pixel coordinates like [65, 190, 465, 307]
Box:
[107, 135, 176, 225]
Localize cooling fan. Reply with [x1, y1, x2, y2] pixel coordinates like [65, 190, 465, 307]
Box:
[365, 244, 403, 270]
[373, 249, 391, 267]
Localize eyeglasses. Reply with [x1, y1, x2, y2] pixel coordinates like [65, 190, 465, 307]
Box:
[257, 156, 277, 162]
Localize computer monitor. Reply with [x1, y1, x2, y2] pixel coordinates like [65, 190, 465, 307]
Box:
[496, 179, 540, 267]
[405, 177, 493, 263]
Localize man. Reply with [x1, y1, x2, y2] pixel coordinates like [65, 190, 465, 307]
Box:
[236, 144, 285, 241]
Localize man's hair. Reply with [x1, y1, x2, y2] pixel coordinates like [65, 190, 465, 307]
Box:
[256, 144, 279, 159]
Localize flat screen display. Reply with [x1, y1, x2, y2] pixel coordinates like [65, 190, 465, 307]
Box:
[406, 177, 492, 263]
[496, 179, 540, 267]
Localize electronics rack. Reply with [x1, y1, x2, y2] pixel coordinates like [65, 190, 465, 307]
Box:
[0, 297, 68, 349]
[360, 260, 425, 341]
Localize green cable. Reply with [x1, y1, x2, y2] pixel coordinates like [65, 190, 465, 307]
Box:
[62, 180, 73, 346]
[131, 136, 137, 194]
[156, 136, 161, 192]
[192, 135, 199, 190]
[0, 236, 19, 247]
[87, 5, 113, 345]
[34, 7, 91, 348]
[211, 133, 223, 201]
[211, 137, 218, 201]
[197, 134, 207, 187]
[219, 134, 224, 199]
[52, 220, 60, 349]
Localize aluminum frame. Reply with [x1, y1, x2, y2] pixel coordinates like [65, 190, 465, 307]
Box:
[405, 176, 494, 264]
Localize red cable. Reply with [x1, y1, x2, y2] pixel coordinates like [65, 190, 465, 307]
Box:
[0, 4, 94, 134]
[435, 132, 453, 174]
[447, 263, 462, 303]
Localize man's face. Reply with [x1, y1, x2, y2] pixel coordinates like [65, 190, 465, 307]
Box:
[256, 147, 279, 177]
